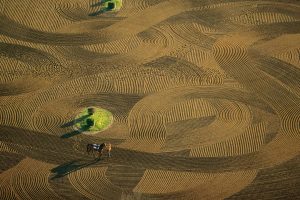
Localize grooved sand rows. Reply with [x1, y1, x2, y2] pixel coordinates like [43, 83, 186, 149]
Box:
[0, 0, 299, 199]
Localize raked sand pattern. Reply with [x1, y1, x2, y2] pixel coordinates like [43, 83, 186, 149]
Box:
[0, 0, 300, 199]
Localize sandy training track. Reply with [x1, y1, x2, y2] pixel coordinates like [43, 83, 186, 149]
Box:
[0, 0, 300, 199]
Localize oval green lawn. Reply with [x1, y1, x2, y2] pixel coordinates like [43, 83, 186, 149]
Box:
[102, 0, 122, 11]
[75, 107, 113, 132]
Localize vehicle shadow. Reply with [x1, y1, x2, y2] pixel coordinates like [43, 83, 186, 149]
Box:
[50, 159, 100, 180]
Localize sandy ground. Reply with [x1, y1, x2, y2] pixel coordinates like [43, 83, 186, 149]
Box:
[0, 0, 300, 199]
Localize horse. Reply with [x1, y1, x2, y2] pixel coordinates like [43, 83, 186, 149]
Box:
[87, 143, 112, 158]
[86, 143, 106, 158]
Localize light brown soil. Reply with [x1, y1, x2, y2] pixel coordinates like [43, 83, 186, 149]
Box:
[0, 0, 299, 199]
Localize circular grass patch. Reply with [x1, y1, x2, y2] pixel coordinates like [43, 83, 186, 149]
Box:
[74, 107, 113, 132]
[101, 0, 122, 12]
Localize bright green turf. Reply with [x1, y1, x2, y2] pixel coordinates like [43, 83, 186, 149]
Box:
[75, 107, 113, 132]
[102, 0, 122, 11]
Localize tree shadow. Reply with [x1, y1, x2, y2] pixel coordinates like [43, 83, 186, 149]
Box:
[60, 114, 90, 128]
[60, 121, 95, 138]
[50, 159, 100, 180]
[91, 2, 102, 8]
[91, 0, 110, 7]
[60, 130, 84, 139]
[89, 0, 115, 16]
[90, 1, 102, 8]
[89, 8, 109, 16]
[60, 111, 95, 138]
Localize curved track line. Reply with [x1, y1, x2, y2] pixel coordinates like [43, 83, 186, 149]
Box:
[213, 33, 300, 168]
[0, 0, 192, 45]
[134, 170, 257, 200]
[68, 167, 123, 200]
[0, 158, 61, 200]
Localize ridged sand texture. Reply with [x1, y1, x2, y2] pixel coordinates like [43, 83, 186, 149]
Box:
[0, 0, 300, 199]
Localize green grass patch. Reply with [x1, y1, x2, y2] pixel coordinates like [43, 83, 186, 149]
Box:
[75, 107, 113, 132]
[101, 0, 122, 11]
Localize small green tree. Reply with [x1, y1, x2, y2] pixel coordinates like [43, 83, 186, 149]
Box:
[86, 118, 94, 128]
[88, 107, 95, 115]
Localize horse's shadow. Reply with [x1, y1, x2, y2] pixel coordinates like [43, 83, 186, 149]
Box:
[50, 159, 99, 180]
